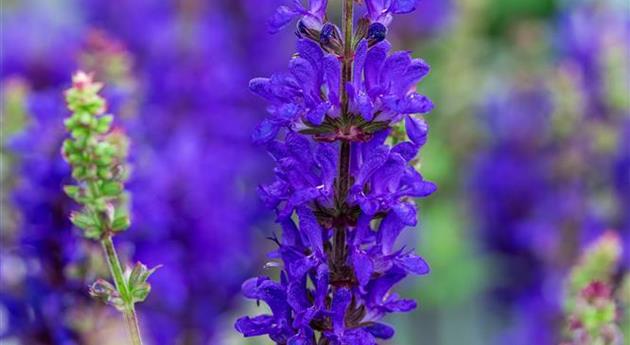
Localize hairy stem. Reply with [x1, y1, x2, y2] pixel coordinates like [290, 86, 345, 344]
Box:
[101, 235, 144, 345]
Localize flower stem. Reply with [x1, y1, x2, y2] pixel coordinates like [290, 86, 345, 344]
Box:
[337, 0, 354, 199]
[333, 0, 355, 271]
[123, 305, 143, 345]
[101, 234, 144, 345]
[340, 0, 354, 121]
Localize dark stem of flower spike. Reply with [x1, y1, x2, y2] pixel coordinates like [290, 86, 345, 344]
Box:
[340, 0, 354, 120]
[332, 0, 354, 283]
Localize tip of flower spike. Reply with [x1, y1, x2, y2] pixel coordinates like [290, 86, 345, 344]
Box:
[597, 231, 623, 256]
[72, 71, 100, 90]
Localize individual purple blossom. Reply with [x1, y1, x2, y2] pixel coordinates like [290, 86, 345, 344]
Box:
[269, 0, 328, 33]
[237, 0, 435, 343]
[364, 0, 420, 27]
[346, 40, 433, 123]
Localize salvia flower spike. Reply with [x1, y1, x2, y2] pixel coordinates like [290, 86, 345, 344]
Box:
[237, 1, 435, 344]
[561, 232, 625, 345]
[61, 71, 158, 345]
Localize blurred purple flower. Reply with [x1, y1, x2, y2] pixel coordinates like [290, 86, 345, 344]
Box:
[1, 0, 291, 344]
[1, 89, 91, 345]
[471, 2, 630, 342]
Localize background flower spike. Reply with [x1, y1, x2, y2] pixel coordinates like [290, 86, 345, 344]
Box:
[61, 71, 156, 345]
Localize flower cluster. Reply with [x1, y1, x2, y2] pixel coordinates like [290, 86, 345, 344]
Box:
[236, 1, 436, 344]
[62, 72, 132, 239]
[61, 71, 157, 345]
[561, 232, 625, 345]
[252, 0, 432, 144]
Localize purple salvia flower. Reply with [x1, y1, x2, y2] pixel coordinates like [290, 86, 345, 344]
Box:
[237, 0, 435, 343]
[364, 0, 419, 27]
[269, 0, 328, 33]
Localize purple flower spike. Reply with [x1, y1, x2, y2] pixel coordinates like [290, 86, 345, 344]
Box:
[238, 0, 435, 343]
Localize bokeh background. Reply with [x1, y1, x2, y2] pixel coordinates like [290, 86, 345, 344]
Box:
[0, 0, 628, 344]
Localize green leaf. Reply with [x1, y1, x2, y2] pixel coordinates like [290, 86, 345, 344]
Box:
[360, 121, 390, 134]
[72, 166, 87, 180]
[79, 111, 92, 125]
[71, 127, 89, 140]
[70, 210, 102, 239]
[70, 210, 94, 228]
[95, 115, 113, 133]
[101, 181, 123, 197]
[111, 214, 130, 232]
[127, 262, 161, 303]
[97, 167, 113, 180]
[61, 140, 77, 157]
[89, 279, 125, 311]
[130, 285, 151, 303]
[63, 185, 81, 201]
[67, 153, 83, 165]
[64, 117, 76, 129]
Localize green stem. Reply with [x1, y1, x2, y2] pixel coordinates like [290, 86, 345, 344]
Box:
[101, 235, 144, 345]
[123, 305, 143, 345]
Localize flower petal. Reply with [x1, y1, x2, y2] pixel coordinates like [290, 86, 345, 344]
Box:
[396, 253, 430, 275]
[297, 207, 324, 257]
[379, 211, 406, 254]
[365, 41, 391, 93]
[392, 201, 417, 226]
[235, 315, 275, 337]
[252, 119, 279, 144]
[404, 115, 428, 146]
[268, 6, 300, 34]
[364, 322, 395, 339]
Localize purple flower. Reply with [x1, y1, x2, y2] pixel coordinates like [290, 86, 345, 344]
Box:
[2, 89, 93, 345]
[250, 38, 432, 144]
[237, 2, 435, 342]
[268, 0, 328, 33]
[348, 129, 436, 217]
[470, 2, 630, 333]
[364, 0, 419, 27]
[347, 39, 433, 123]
